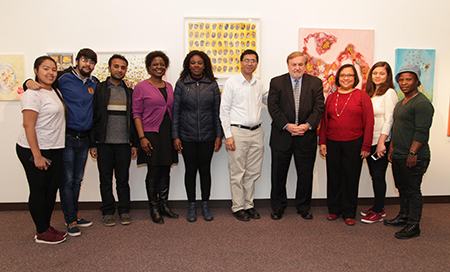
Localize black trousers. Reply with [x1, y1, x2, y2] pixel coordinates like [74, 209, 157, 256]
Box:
[16, 144, 63, 233]
[366, 141, 390, 214]
[97, 144, 132, 215]
[270, 137, 316, 211]
[181, 140, 215, 202]
[326, 137, 363, 219]
[392, 158, 429, 224]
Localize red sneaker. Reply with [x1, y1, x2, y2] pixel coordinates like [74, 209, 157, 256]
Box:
[35, 228, 66, 244]
[327, 214, 339, 221]
[361, 211, 383, 224]
[345, 218, 356, 226]
[49, 226, 67, 237]
[360, 207, 386, 217]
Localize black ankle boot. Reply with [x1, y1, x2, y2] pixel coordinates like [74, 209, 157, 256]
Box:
[384, 214, 408, 227]
[202, 201, 213, 221]
[159, 201, 179, 219]
[150, 202, 164, 224]
[159, 176, 179, 219]
[395, 223, 420, 239]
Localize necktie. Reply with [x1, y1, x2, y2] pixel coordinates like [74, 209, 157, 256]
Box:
[294, 79, 300, 125]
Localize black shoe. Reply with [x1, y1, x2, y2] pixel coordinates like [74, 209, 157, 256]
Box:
[160, 202, 179, 219]
[233, 210, 250, 222]
[395, 223, 420, 239]
[384, 215, 408, 227]
[245, 208, 260, 219]
[150, 203, 164, 224]
[298, 210, 313, 220]
[271, 209, 284, 220]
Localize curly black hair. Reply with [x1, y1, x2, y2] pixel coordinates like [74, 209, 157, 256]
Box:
[179, 50, 216, 81]
[145, 51, 170, 74]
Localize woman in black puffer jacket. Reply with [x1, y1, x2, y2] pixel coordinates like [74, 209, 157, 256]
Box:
[172, 50, 223, 222]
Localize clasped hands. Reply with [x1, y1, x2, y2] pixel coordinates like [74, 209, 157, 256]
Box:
[286, 123, 309, 136]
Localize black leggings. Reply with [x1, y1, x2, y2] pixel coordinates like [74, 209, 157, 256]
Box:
[16, 145, 63, 233]
[181, 141, 215, 202]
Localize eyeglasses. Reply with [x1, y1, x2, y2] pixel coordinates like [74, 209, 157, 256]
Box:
[242, 59, 257, 63]
[80, 58, 96, 65]
[341, 74, 355, 78]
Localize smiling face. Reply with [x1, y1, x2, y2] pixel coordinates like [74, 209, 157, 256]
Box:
[75, 57, 96, 78]
[108, 58, 128, 81]
[287, 55, 306, 80]
[148, 57, 166, 79]
[189, 55, 205, 79]
[398, 72, 419, 96]
[240, 53, 258, 77]
[34, 59, 57, 90]
[338, 67, 355, 91]
[371, 66, 388, 87]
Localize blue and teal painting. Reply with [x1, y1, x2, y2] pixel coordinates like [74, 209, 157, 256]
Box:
[395, 49, 435, 102]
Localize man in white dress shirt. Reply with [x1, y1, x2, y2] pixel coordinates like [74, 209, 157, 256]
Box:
[220, 49, 268, 221]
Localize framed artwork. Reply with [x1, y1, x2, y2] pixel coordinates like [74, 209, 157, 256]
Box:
[298, 28, 374, 98]
[0, 54, 25, 101]
[48, 53, 74, 71]
[395, 49, 435, 102]
[91, 52, 149, 88]
[184, 17, 261, 78]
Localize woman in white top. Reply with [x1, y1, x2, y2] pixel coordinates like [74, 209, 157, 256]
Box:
[16, 56, 67, 244]
[361, 61, 398, 223]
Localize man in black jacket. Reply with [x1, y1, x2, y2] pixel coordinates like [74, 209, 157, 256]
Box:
[89, 54, 138, 226]
[268, 51, 324, 220]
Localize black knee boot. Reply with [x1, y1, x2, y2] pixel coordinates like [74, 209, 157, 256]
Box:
[159, 176, 179, 219]
[145, 178, 164, 224]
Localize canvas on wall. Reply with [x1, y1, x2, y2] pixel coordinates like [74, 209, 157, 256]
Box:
[48, 53, 74, 71]
[0, 54, 25, 101]
[298, 28, 374, 97]
[92, 52, 149, 88]
[395, 49, 435, 102]
[185, 17, 261, 78]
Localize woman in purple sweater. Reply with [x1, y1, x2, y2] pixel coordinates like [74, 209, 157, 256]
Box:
[133, 51, 178, 224]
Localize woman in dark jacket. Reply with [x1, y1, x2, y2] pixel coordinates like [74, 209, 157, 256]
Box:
[172, 50, 223, 222]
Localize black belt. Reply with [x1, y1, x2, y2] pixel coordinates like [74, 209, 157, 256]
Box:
[231, 124, 261, 130]
[66, 128, 89, 138]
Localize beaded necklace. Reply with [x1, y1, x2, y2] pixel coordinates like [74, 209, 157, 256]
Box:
[335, 91, 353, 117]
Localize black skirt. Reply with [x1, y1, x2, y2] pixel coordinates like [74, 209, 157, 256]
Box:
[137, 111, 178, 166]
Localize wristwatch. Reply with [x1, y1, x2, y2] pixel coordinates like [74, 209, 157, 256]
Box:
[409, 151, 417, 156]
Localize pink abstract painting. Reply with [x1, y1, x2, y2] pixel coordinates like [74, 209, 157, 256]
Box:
[299, 28, 374, 97]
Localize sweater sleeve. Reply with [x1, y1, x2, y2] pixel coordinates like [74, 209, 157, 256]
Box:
[413, 100, 434, 144]
[361, 90, 374, 152]
[132, 83, 144, 120]
[318, 97, 329, 145]
[380, 88, 398, 137]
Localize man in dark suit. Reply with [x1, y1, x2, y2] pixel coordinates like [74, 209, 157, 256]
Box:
[268, 51, 324, 220]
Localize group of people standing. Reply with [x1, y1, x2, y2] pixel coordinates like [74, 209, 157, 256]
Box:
[16, 47, 433, 245]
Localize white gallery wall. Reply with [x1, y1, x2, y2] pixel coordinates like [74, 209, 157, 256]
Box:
[1, 0, 449, 203]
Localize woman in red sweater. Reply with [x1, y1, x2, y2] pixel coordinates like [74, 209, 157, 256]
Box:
[319, 64, 374, 226]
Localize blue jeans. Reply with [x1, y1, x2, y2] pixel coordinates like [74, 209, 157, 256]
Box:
[392, 158, 430, 224]
[60, 134, 90, 224]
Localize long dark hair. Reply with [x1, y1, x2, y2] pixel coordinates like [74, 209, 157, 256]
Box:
[34, 55, 68, 120]
[365, 61, 395, 97]
[179, 50, 216, 81]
